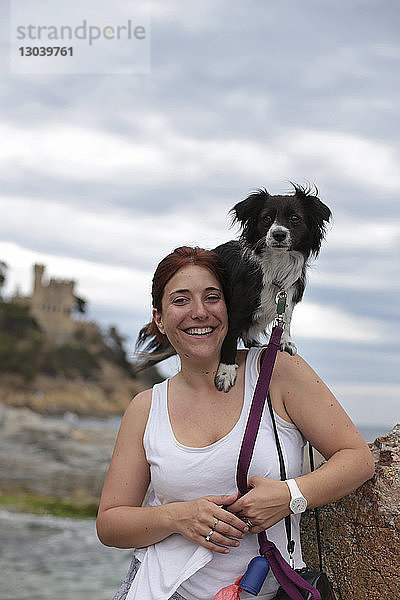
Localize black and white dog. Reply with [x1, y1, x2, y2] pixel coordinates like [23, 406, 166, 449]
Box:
[213, 184, 331, 391]
[136, 184, 331, 392]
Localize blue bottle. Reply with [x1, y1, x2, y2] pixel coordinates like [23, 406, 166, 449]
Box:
[240, 556, 270, 595]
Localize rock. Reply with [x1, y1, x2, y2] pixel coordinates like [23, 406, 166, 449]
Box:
[0, 368, 152, 418]
[0, 402, 118, 504]
[301, 424, 400, 600]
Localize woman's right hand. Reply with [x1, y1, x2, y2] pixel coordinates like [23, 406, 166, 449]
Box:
[167, 494, 249, 554]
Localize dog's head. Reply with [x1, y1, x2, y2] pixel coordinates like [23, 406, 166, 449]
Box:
[231, 183, 331, 258]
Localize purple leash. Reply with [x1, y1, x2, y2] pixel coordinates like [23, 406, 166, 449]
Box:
[236, 324, 321, 600]
[236, 325, 283, 494]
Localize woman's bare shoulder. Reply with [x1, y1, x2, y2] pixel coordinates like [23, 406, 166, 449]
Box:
[130, 387, 153, 408]
[121, 388, 153, 433]
[274, 350, 321, 384]
[272, 351, 334, 416]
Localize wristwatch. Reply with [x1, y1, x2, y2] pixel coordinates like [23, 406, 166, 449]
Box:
[285, 479, 307, 514]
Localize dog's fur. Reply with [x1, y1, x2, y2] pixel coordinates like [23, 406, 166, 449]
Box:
[136, 184, 331, 392]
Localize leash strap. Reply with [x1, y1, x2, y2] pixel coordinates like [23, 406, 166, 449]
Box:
[235, 324, 321, 600]
[236, 325, 283, 494]
[265, 390, 295, 559]
[258, 533, 321, 600]
[267, 382, 324, 572]
[266, 391, 324, 574]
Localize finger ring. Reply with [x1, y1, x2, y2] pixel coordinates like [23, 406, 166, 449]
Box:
[205, 529, 214, 542]
[213, 518, 219, 530]
[244, 518, 254, 528]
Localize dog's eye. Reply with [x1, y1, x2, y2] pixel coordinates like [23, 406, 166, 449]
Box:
[290, 214, 302, 224]
[262, 215, 273, 224]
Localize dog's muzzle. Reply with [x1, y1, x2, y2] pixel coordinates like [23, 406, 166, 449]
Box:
[267, 226, 291, 248]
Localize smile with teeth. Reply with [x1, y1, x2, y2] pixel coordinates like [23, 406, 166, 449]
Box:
[184, 327, 215, 336]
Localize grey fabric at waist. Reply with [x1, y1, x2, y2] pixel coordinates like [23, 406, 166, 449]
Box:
[113, 556, 187, 600]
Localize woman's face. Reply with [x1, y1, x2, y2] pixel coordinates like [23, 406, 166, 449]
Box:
[153, 264, 228, 362]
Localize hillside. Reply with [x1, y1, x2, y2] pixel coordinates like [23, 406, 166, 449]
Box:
[0, 300, 161, 416]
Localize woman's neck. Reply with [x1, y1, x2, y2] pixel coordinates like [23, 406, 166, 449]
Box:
[175, 357, 221, 393]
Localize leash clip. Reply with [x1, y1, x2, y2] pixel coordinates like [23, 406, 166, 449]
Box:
[274, 290, 287, 328]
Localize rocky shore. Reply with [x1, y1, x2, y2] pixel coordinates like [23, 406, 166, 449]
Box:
[0, 402, 117, 507]
[0, 369, 150, 418]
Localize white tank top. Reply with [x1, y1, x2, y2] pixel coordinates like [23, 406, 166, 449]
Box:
[135, 347, 306, 600]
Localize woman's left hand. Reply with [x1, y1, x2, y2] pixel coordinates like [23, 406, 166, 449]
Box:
[226, 476, 291, 534]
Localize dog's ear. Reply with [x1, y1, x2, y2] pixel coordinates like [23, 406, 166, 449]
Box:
[308, 196, 331, 223]
[291, 183, 332, 256]
[298, 190, 332, 257]
[292, 183, 331, 225]
[230, 189, 269, 227]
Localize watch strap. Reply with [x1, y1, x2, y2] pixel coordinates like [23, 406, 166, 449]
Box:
[285, 478, 303, 501]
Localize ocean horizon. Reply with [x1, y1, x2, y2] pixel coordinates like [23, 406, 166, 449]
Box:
[57, 412, 394, 445]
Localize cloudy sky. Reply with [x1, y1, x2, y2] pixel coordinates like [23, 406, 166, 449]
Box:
[0, 0, 399, 432]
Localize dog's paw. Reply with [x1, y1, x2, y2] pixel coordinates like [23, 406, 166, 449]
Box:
[214, 363, 239, 392]
[280, 340, 297, 356]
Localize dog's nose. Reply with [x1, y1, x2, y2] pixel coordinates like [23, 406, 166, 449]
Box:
[272, 230, 287, 242]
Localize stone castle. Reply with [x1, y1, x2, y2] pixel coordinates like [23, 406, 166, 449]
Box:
[14, 264, 82, 345]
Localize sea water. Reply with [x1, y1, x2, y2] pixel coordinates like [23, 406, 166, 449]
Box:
[0, 510, 132, 600]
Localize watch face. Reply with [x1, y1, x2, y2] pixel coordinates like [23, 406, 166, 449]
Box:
[290, 497, 307, 514]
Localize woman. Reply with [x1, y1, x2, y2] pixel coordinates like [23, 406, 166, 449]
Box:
[96, 246, 374, 600]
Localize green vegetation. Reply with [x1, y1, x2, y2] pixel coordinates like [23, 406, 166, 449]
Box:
[0, 302, 43, 381]
[42, 345, 100, 378]
[0, 300, 135, 382]
[102, 325, 132, 371]
[0, 491, 98, 519]
[0, 261, 7, 299]
[73, 294, 87, 315]
[0, 300, 41, 337]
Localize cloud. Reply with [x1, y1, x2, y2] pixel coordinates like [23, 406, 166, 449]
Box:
[284, 129, 400, 193]
[330, 383, 399, 427]
[0, 194, 235, 270]
[305, 214, 400, 292]
[325, 217, 400, 252]
[0, 122, 163, 183]
[2, 117, 399, 203]
[302, 44, 388, 88]
[310, 264, 398, 293]
[292, 301, 387, 343]
[0, 116, 290, 187]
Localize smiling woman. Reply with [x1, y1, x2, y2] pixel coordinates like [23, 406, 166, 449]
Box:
[96, 245, 374, 600]
[152, 263, 228, 365]
[134, 246, 230, 368]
